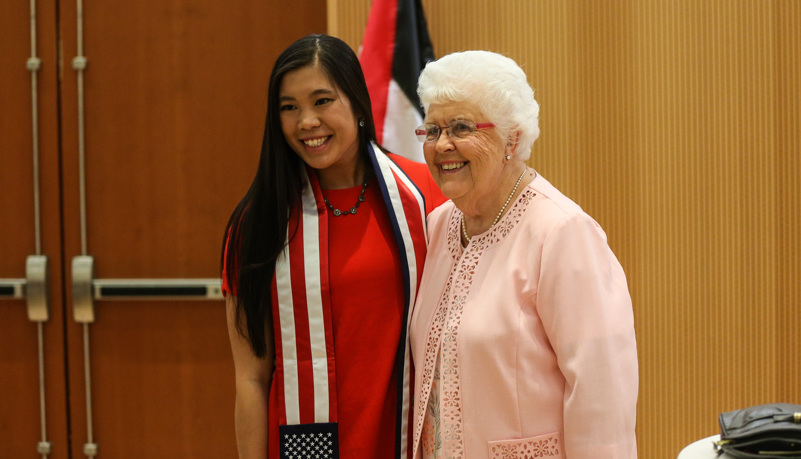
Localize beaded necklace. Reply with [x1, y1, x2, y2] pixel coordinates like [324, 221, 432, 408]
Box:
[461, 169, 527, 243]
[323, 177, 369, 217]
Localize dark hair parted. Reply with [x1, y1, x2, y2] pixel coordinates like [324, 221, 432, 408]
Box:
[221, 34, 378, 357]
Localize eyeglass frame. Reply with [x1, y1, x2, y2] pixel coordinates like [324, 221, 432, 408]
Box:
[414, 119, 496, 143]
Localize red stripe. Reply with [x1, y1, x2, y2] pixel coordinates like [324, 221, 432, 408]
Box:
[394, 170, 427, 283]
[360, 0, 398, 144]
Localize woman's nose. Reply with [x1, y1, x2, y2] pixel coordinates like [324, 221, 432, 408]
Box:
[434, 129, 455, 152]
[298, 110, 321, 129]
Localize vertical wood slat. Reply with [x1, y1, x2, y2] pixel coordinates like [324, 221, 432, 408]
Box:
[775, 0, 801, 404]
[330, 1, 801, 457]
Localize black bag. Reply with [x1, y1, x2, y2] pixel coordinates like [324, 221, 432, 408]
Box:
[714, 403, 801, 458]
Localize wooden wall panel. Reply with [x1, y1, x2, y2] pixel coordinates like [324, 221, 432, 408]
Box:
[55, 1, 327, 456]
[0, 0, 37, 270]
[330, 1, 801, 457]
[775, 0, 801, 403]
[0, 1, 69, 455]
[4, 1, 329, 455]
[0, 0, 46, 451]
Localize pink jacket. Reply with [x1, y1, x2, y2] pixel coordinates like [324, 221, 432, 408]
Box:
[409, 174, 638, 458]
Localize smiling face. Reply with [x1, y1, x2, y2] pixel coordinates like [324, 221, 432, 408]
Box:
[423, 100, 509, 214]
[279, 63, 361, 188]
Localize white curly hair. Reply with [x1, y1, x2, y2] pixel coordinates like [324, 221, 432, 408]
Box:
[417, 50, 540, 160]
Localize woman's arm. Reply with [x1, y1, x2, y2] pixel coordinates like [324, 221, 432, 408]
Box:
[226, 294, 275, 459]
[537, 213, 639, 458]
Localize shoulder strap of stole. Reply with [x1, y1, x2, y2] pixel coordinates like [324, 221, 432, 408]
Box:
[271, 143, 428, 459]
[367, 142, 428, 459]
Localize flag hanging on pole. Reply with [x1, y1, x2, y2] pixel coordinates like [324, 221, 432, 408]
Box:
[360, 0, 434, 163]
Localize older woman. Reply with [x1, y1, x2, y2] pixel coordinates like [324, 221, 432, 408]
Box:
[409, 51, 638, 458]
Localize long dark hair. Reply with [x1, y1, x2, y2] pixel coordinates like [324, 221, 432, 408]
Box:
[222, 35, 378, 357]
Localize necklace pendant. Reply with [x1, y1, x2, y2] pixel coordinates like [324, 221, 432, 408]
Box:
[332, 209, 341, 216]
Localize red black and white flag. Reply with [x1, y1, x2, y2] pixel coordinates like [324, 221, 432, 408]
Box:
[360, 0, 434, 163]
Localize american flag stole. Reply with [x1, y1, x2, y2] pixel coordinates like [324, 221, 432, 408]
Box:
[272, 143, 428, 459]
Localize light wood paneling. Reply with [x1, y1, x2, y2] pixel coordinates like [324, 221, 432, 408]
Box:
[775, 0, 801, 407]
[331, 1, 801, 457]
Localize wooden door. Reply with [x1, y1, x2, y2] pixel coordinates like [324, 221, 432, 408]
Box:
[0, 1, 68, 456]
[1, 1, 326, 457]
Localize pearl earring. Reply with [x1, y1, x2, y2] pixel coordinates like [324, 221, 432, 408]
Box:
[504, 154, 511, 161]
[359, 119, 365, 127]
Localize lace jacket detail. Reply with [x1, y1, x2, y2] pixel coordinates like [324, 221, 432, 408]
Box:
[487, 432, 562, 458]
[421, 358, 442, 458]
[415, 187, 536, 457]
[415, 268, 454, 455]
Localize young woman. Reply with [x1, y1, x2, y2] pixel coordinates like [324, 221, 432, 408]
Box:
[221, 34, 445, 459]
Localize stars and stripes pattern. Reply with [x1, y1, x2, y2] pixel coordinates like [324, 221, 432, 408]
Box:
[272, 143, 428, 458]
[280, 422, 338, 459]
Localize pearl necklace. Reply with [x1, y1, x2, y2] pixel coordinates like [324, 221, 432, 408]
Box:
[323, 177, 368, 217]
[461, 169, 527, 243]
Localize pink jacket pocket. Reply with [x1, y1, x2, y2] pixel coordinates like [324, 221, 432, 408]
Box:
[488, 431, 563, 458]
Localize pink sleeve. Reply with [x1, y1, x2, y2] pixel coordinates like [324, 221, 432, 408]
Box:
[537, 213, 639, 458]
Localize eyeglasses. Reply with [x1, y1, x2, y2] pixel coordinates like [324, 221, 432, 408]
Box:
[414, 119, 495, 143]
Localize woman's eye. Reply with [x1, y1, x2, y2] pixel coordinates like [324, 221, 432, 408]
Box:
[452, 122, 472, 136]
[279, 104, 296, 111]
[315, 98, 334, 106]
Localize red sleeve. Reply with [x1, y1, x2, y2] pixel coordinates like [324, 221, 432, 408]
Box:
[386, 153, 447, 215]
[221, 229, 237, 297]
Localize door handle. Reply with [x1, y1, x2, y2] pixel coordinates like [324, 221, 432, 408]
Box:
[0, 278, 26, 299]
[70, 255, 222, 457]
[71, 256, 223, 323]
[26, 255, 50, 322]
[0, 255, 50, 322]
[0, 255, 51, 456]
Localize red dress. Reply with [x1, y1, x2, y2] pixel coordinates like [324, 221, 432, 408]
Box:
[228, 154, 445, 458]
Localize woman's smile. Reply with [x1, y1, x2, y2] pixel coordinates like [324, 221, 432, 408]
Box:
[441, 161, 467, 172]
[302, 136, 331, 148]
